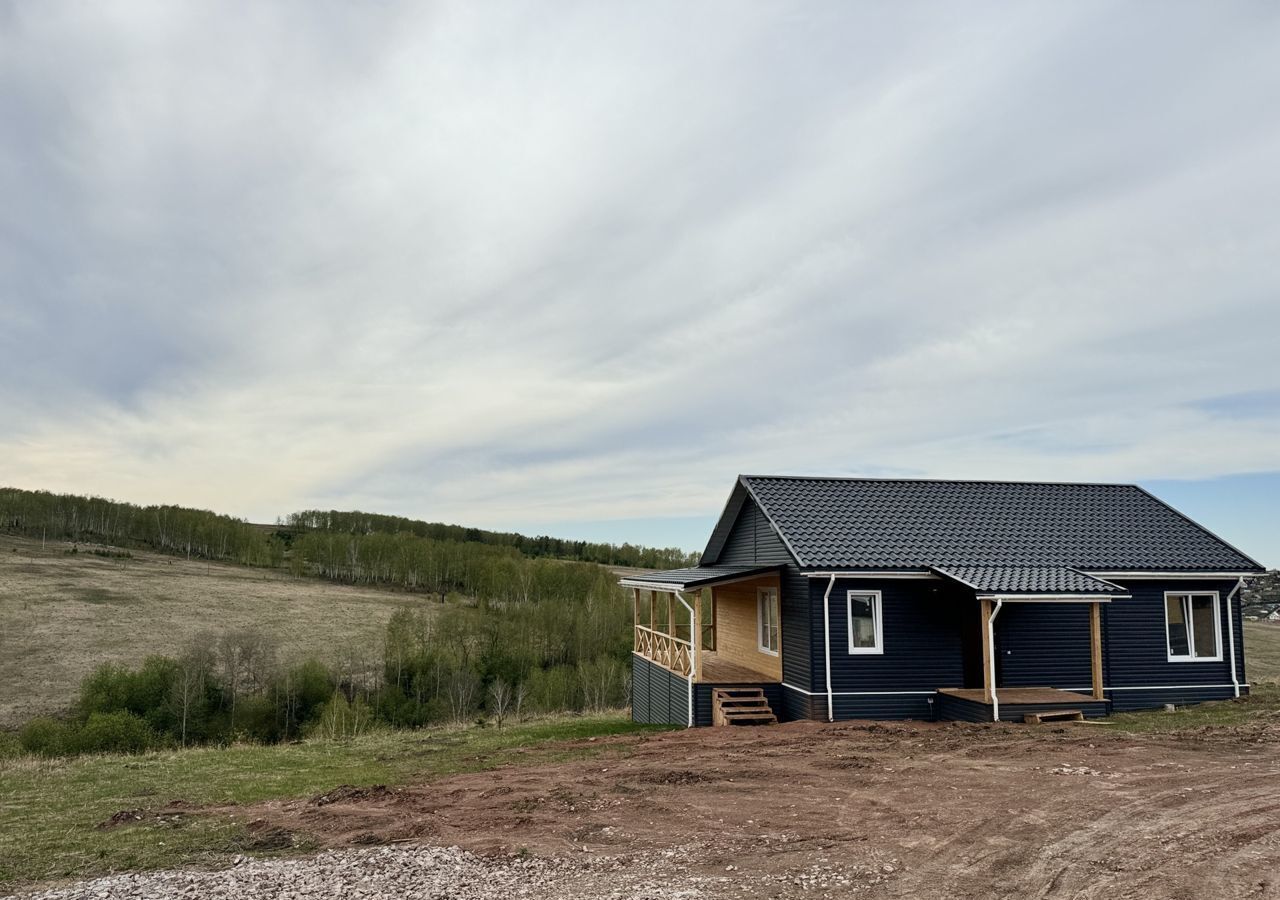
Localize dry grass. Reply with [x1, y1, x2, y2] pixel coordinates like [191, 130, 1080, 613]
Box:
[1245, 620, 1280, 684]
[0, 535, 422, 727]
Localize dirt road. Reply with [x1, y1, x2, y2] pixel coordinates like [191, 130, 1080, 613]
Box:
[199, 717, 1277, 899]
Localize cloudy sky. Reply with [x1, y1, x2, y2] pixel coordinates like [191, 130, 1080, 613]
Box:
[2, 2, 1278, 562]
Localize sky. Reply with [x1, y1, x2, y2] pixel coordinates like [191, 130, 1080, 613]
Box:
[1, 2, 1278, 564]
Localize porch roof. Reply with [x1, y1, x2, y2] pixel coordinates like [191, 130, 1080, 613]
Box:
[930, 565, 1130, 600]
[618, 564, 779, 591]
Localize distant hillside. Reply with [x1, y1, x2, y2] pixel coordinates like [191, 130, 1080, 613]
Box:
[278, 509, 696, 570]
[0, 487, 696, 571]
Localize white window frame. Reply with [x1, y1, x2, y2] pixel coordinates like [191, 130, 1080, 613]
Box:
[757, 586, 779, 656]
[846, 590, 884, 655]
[1163, 591, 1223, 663]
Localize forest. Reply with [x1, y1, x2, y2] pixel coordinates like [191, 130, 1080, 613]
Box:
[0, 487, 694, 571]
[2, 485, 665, 756]
[280, 508, 696, 570]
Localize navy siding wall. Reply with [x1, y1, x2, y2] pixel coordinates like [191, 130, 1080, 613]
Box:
[808, 577, 967, 720]
[778, 685, 818, 721]
[631, 654, 690, 726]
[1103, 579, 1244, 711]
[996, 603, 1094, 690]
[713, 497, 812, 692]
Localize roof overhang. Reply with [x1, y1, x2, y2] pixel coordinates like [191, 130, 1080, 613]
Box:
[618, 564, 780, 592]
[930, 565, 1130, 601]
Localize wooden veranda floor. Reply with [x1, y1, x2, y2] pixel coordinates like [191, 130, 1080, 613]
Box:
[937, 687, 1099, 705]
[700, 656, 778, 684]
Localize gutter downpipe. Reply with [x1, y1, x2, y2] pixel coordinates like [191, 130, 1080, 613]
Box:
[988, 599, 1004, 722]
[673, 590, 697, 727]
[823, 574, 836, 722]
[1227, 578, 1243, 699]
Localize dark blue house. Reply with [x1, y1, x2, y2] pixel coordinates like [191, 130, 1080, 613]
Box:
[622, 476, 1264, 726]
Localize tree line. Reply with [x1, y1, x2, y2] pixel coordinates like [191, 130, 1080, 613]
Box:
[0, 488, 278, 566]
[0, 486, 697, 571]
[281, 508, 697, 570]
[288, 530, 625, 604]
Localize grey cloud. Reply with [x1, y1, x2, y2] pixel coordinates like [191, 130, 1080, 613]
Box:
[1, 1, 1278, 527]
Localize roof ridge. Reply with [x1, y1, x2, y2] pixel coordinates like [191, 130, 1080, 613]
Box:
[741, 474, 1144, 489]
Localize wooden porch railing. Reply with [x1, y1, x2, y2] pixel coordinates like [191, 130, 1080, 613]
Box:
[635, 624, 693, 677]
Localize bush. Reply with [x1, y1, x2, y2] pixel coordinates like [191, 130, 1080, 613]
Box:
[232, 694, 281, 744]
[307, 691, 376, 740]
[19, 718, 72, 757]
[72, 711, 154, 755]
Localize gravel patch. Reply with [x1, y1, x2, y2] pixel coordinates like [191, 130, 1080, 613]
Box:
[6, 843, 878, 900]
[7, 846, 724, 900]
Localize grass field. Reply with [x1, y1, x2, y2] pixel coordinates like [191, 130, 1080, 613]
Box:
[1245, 620, 1280, 684]
[0, 715, 659, 890]
[0, 534, 421, 727]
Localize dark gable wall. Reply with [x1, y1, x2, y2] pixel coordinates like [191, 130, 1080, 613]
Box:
[808, 576, 968, 720]
[713, 497, 812, 704]
[1103, 578, 1245, 710]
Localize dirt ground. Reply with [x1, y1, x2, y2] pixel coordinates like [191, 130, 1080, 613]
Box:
[225, 717, 1280, 899]
[0, 535, 415, 726]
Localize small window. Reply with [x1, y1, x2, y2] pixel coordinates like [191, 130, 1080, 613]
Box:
[847, 590, 883, 655]
[1165, 592, 1221, 661]
[757, 587, 779, 655]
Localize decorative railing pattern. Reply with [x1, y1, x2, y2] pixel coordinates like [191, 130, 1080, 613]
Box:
[635, 624, 693, 677]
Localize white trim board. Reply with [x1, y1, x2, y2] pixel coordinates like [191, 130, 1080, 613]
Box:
[975, 594, 1124, 602]
[1083, 571, 1258, 579]
[781, 682, 1246, 696]
[781, 683, 936, 697]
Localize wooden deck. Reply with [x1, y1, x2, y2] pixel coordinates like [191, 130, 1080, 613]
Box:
[701, 655, 778, 684]
[938, 687, 1098, 705]
[936, 686, 1111, 723]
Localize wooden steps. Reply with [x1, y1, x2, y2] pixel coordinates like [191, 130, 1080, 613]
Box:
[1022, 709, 1085, 724]
[712, 687, 777, 726]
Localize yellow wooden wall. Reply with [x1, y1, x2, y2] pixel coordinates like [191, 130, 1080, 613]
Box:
[709, 576, 783, 680]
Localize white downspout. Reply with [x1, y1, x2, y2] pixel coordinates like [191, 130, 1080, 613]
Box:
[823, 573, 836, 722]
[673, 590, 696, 727]
[988, 599, 1004, 722]
[1226, 578, 1243, 699]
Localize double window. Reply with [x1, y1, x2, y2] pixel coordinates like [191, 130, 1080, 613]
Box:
[757, 587, 779, 655]
[847, 590, 883, 654]
[1164, 592, 1222, 662]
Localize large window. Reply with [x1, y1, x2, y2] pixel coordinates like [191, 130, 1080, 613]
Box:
[757, 587, 779, 655]
[847, 590, 883, 654]
[1165, 592, 1221, 662]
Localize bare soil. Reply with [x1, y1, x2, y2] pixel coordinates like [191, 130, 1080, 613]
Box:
[233, 716, 1280, 899]
[0, 535, 416, 726]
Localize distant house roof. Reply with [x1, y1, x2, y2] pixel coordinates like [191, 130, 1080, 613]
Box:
[702, 476, 1263, 573]
[931, 565, 1129, 598]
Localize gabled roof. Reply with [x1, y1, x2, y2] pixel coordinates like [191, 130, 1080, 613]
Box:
[931, 565, 1129, 598]
[702, 476, 1262, 573]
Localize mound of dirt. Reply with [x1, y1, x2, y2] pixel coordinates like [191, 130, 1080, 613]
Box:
[310, 785, 396, 806]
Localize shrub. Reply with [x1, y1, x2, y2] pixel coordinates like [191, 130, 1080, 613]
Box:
[72, 711, 154, 755]
[19, 718, 72, 757]
[231, 694, 281, 744]
[307, 691, 376, 740]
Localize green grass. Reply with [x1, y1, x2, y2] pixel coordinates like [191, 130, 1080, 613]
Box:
[0, 716, 665, 891]
[1103, 681, 1280, 734]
